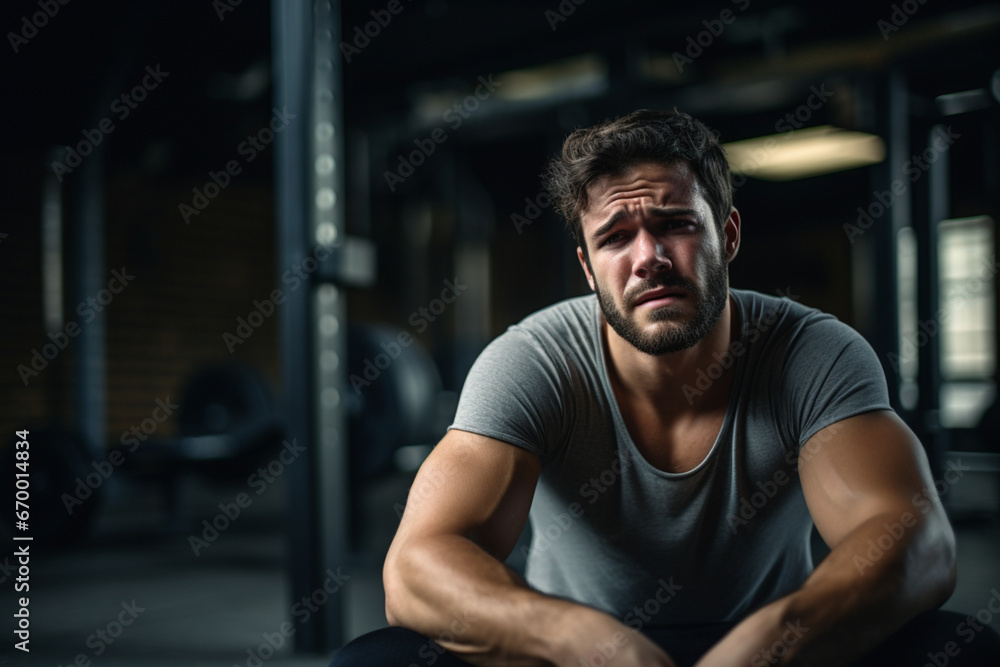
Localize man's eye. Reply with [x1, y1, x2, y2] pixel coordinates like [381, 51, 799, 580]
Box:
[663, 219, 694, 231]
[602, 232, 625, 246]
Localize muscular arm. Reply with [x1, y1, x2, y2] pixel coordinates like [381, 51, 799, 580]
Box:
[696, 410, 957, 666]
[383, 429, 555, 665]
[383, 429, 675, 666]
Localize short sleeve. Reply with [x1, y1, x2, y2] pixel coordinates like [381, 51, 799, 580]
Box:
[449, 327, 569, 462]
[777, 316, 894, 448]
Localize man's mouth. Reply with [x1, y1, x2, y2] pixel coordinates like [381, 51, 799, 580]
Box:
[632, 287, 687, 308]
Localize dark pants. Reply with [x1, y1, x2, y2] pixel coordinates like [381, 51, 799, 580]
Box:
[330, 610, 1000, 667]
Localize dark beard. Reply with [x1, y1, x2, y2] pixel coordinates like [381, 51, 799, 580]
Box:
[594, 253, 729, 356]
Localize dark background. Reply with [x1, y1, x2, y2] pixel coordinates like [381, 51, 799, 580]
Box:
[1, 0, 999, 664]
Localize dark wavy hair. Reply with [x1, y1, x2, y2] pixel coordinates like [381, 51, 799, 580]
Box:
[542, 109, 732, 255]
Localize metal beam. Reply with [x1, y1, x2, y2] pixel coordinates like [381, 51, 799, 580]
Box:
[68, 144, 106, 461]
[273, 0, 347, 653]
[311, 0, 350, 652]
[868, 71, 907, 410]
[917, 122, 951, 480]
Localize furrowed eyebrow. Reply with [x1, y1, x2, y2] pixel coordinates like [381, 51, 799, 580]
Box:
[591, 211, 624, 242]
[590, 207, 701, 242]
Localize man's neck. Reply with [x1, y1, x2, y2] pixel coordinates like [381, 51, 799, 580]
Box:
[602, 293, 739, 418]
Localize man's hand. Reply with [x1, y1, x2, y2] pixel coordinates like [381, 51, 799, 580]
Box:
[428, 603, 676, 667]
[549, 607, 677, 667]
[387, 430, 673, 666]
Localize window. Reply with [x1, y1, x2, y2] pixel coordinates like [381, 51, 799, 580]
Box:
[938, 216, 996, 428]
[897, 226, 918, 410]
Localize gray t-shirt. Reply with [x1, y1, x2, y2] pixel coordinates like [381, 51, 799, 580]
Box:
[449, 289, 892, 627]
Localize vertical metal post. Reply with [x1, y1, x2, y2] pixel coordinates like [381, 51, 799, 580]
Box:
[273, 0, 348, 652]
[42, 154, 67, 418]
[273, 0, 319, 652]
[869, 71, 907, 409]
[69, 146, 106, 460]
[450, 158, 492, 388]
[917, 123, 951, 479]
[311, 0, 349, 651]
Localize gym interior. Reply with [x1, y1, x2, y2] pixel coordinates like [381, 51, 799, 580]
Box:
[1, 0, 999, 664]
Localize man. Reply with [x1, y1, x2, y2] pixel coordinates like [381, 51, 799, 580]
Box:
[333, 110, 1000, 665]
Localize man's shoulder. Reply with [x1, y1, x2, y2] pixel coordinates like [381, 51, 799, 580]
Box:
[731, 287, 836, 334]
[731, 288, 874, 364]
[479, 294, 600, 374]
[732, 286, 818, 317]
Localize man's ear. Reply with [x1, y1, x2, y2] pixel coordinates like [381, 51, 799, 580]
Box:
[576, 246, 596, 291]
[724, 208, 741, 263]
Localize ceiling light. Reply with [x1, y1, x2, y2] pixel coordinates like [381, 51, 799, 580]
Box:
[723, 125, 885, 181]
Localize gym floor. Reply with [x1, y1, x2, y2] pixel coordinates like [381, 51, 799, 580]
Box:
[2, 464, 998, 666]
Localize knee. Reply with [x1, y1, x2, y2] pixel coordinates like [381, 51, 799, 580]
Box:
[330, 626, 464, 667]
[329, 626, 422, 667]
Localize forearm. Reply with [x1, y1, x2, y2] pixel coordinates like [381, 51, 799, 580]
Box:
[698, 509, 956, 666]
[786, 508, 955, 664]
[383, 533, 582, 666]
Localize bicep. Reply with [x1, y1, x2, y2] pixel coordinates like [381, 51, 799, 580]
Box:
[390, 428, 541, 562]
[798, 410, 944, 549]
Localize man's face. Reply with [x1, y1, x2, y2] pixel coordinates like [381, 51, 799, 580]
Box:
[577, 161, 738, 356]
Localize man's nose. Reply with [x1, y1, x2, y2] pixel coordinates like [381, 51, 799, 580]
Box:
[635, 231, 671, 279]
